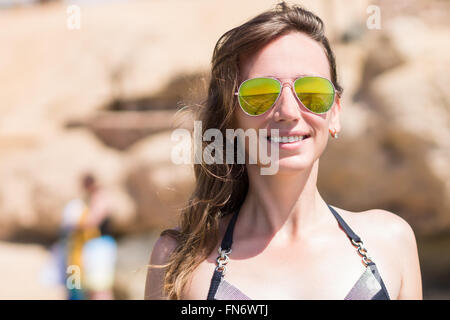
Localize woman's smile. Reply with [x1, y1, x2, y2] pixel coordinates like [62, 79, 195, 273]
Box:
[267, 133, 311, 150]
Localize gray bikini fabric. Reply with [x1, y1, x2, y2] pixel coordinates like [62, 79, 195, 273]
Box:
[212, 263, 387, 300]
[344, 263, 389, 300]
[214, 279, 252, 300]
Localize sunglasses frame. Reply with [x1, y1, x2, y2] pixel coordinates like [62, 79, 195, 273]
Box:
[234, 76, 336, 116]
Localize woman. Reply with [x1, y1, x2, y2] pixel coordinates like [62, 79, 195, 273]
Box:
[145, 2, 422, 300]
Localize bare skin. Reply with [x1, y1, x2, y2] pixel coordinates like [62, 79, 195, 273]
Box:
[145, 31, 422, 300]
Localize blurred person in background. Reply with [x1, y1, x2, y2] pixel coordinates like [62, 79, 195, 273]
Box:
[59, 173, 117, 300]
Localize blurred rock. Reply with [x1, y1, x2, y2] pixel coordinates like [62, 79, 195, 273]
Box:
[0, 129, 136, 241]
[67, 109, 195, 151]
[114, 231, 160, 300]
[320, 12, 450, 236]
[320, 125, 447, 236]
[124, 130, 195, 232]
[418, 232, 450, 298]
[333, 42, 373, 138]
[366, 22, 450, 234]
[0, 241, 66, 299]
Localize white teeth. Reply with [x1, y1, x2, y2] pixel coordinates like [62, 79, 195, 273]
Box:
[269, 135, 307, 143]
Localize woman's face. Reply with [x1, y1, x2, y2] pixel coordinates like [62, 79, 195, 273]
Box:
[234, 31, 341, 173]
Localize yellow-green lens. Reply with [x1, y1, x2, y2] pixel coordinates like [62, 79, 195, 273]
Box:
[238, 78, 281, 116]
[294, 77, 335, 113]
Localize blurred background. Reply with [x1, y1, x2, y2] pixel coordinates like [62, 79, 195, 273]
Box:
[0, 0, 449, 300]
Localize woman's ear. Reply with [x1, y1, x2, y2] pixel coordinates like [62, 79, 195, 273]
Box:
[329, 96, 341, 133]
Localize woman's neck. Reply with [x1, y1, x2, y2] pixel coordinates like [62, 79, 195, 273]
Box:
[238, 159, 331, 244]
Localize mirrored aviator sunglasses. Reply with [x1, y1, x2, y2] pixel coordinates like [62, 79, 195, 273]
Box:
[235, 76, 336, 116]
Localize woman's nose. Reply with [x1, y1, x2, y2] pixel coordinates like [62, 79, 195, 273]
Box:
[273, 83, 302, 122]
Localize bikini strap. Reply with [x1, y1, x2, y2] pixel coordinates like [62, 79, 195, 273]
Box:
[327, 204, 361, 243]
[207, 210, 240, 300]
[213, 210, 239, 275]
[220, 209, 240, 252]
[327, 204, 374, 266]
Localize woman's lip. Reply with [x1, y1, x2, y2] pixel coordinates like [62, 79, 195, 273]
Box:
[266, 134, 311, 141]
[266, 130, 311, 137]
[266, 135, 310, 149]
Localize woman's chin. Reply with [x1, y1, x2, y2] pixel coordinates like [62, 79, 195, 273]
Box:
[254, 156, 315, 175]
[276, 161, 313, 174]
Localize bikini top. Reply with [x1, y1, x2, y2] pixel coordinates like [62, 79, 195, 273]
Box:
[206, 204, 391, 300]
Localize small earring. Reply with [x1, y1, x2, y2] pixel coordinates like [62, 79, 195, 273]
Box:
[329, 128, 339, 139]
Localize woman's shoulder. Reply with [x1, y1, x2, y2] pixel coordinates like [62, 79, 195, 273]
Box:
[336, 207, 421, 299]
[337, 207, 418, 268]
[145, 228, 180, 299]
[151, 228, 181, 264]
[340, 208, 416, 243]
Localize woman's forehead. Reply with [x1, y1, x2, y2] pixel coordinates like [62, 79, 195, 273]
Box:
[239, 32, 330, 81]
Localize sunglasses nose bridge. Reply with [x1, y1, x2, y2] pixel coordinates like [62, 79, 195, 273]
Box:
[274, 81, 304, 117]
[281, 82, 293, 90]
[279, 82, 299, 103]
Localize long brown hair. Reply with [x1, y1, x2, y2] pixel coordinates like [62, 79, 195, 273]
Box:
[153, 1, 343, 299]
